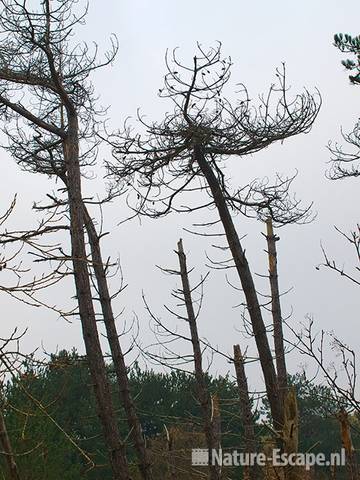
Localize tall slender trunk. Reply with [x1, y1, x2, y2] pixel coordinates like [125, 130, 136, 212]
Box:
[63, 116, 131, 480]
[195, 145, 282, 430]
[176, 238, 221, 480]
[83, 206, 151, 480]
[0, 408, 21, 480]
[265, 218, 287, 422]
[233, 344, 261, 480]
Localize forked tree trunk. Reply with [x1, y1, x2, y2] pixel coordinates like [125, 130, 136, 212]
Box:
[0, 408, 21, 480]
[265, 218, 287, 423]
[83, 205, 151, 480]
[233, 344, 262, 480]
[195, 145, 282, 431]
[63, 118, 131, 480]
[176, 238, 221, 480]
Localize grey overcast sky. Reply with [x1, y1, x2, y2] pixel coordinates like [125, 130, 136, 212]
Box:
[2, 0, 360, 388]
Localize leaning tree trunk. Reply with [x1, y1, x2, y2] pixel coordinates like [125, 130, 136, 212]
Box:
[195, 145, 282, 431]
[83, 205, 151, 480]
[176, 238, 221, 480]
[233, 344, 262, 480]
[63, 117, 130, 480]
[265, 218, 287, 423]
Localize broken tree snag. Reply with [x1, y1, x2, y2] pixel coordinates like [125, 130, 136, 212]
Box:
[0, 408, 21, 480]
[233, 344, 262, 480]
[176, 238, 221, 480]
[337, 409, 358, 480]
[265, 218, 287, 419]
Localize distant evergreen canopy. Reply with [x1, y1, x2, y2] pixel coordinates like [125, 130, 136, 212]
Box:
[1, 350, 356, 479]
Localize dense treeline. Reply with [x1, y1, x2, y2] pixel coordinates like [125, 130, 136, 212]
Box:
[1, 350, 357, 479]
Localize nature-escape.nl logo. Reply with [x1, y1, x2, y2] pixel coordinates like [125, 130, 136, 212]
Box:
[191, 448, 346, 470]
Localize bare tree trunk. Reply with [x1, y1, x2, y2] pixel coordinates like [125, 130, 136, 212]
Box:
[83, 205, 151, 480]
[233, 344, 261, 480]
[265, 218, 287, 422]
[63, 120, 131, 480]
[0, 408, 21, 480]
[195, 146, 282, 430]
[176, 238, 221, 480]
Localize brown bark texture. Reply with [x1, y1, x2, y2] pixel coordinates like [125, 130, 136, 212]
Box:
[266, 218, 287, 419]
[83, 205, 151, 480]
[233, 344, 262, 480]
[177, 238, 221, 480]
[63, 122, 131, 480]
[194, 145, 282, 431]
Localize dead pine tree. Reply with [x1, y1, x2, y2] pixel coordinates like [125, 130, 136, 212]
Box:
[264, 218, 301, 480]
[107, 43, 320, 435]
[82, 207, 151, 480]
[176, 238, 221, 480]
[140, 238, 229, 479]
[265, 217, 288, 414]
[0, 1, 151, 478]
[233, 344, 261, 480]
